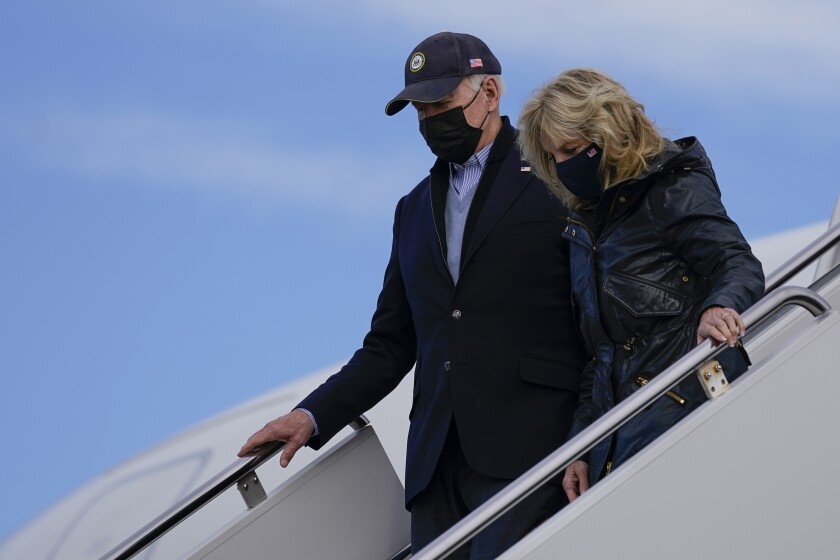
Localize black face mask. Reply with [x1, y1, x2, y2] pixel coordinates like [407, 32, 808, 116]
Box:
[555, 143, 603, 201]
[419, 89, 489, 164]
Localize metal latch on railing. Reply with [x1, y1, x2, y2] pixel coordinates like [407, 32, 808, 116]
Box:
[236, 470, 268, 509]
[696, 360, 729, 399]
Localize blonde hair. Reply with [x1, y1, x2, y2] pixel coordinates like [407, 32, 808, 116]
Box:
[518, 68, 664, 209]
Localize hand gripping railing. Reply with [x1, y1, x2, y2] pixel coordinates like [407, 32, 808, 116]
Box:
[765, 222, 840, 292]
[98, 415, 370, 560]
[411, 286, 831, 560]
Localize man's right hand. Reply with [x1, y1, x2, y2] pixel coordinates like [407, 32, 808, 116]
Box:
[237, 409, 314, 468]
[562, 459, 590, 502]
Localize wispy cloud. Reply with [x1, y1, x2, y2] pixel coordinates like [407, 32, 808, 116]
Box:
[272, 0, 840, 103]
[8, 108, 422, 217]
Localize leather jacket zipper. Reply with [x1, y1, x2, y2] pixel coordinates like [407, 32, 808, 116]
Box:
[635, 375, 686, 405]
[567, 217, 594, 237]
[566, 217, 596, 246]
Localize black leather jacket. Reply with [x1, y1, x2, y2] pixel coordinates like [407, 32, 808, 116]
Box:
[563, 137, 765, 482]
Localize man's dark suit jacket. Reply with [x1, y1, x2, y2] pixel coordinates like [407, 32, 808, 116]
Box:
[297, 118, 587, 506]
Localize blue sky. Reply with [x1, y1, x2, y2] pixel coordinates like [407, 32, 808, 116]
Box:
[1, 0, 838, 541]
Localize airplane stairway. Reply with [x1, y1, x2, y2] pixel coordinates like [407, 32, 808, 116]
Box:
[99, 216, 840, 560]
[99, 417, 411, 560]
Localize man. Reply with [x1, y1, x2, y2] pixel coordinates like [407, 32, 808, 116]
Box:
[239, 31, 586, 558]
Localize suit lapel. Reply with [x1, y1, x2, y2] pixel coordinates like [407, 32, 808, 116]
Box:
[461, 125, 532, 270]
[428, 162, 455, 286]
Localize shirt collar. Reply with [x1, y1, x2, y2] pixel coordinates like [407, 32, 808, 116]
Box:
[450, 142, 493, 173]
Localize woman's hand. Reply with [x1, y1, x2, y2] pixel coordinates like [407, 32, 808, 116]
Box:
[563, 460, 590, 502]
[697, 306, 745, 347]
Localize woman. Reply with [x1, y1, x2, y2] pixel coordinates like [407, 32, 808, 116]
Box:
[517, 68, 765, 501]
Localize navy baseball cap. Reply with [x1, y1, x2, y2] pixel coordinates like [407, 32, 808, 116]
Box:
[385, 32, 502, 116]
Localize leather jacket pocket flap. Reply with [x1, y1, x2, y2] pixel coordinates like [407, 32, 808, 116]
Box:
[519, 356, 580, 392]
[604, 272, 689, 318]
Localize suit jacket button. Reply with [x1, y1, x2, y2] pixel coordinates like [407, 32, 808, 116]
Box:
[444, 361, 451, 371]
[451, 310, 462, 319]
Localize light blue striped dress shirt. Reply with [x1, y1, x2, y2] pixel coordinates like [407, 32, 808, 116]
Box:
[445, 142, 493, 283]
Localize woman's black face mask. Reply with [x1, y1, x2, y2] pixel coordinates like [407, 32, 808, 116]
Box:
[419, 88, 489, 164]
[554, 143, 603, 201]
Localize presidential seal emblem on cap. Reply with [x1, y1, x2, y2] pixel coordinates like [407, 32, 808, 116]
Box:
[409, 52, 425, 72]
